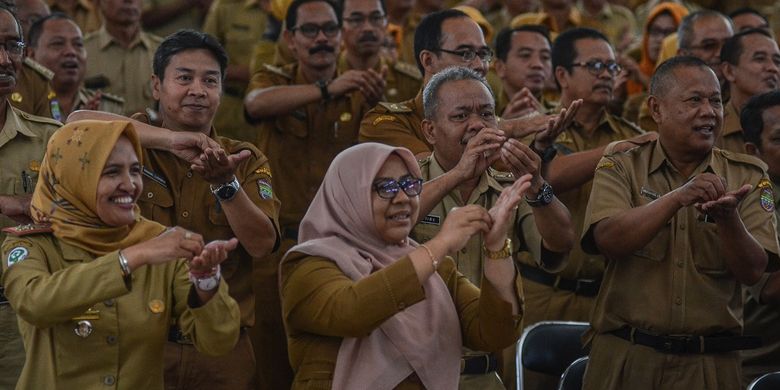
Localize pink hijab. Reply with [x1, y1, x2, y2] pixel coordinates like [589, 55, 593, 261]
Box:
[287, 143, 462, 389]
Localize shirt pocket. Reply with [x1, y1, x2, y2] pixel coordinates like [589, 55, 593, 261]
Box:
[692, 219, 728, 276]
[138, 182, 174, 226]
[53, 318, 104, 377]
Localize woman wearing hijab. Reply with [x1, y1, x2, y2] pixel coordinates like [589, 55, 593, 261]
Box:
[1, 120, 241, 389]
[281, 143, 528, 389]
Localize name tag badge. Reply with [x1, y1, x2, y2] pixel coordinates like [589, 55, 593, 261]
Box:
[640, 186, 660, 201]
[420, 214, 440, 225]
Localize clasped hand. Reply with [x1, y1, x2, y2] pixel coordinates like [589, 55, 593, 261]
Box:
[129, 227, 239, 273]
[673, 173, 751, 222]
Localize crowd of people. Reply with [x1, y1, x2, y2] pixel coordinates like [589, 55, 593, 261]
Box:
[0, 0, 779, 389]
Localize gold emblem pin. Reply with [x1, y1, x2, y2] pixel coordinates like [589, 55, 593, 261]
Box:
[148, 299, 165, 314]
[74, 320, 93, 338]
[340, 112, 352, 122]
[29, 160, 40, 172]
[10, 92, 21, 103]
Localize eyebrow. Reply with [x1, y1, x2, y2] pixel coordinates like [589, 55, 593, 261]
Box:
[175, 67, 221, 76]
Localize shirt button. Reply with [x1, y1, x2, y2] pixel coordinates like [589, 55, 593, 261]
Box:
[186, 171, 193, 178]
[675, 297, 682, 305]
[181, 211, 189, 218]
[103, 375, 115, 386]
[106, 335, 117, 345]
[146, 192, 154, 198]
[103, 299, 114, 307]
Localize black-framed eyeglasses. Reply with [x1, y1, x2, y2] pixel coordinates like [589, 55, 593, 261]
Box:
[0, 40, 24, 57]
[292, 22, 341, 38]
[373, 175, 423, 199]
[572, 60, 622, 76]
[437, 47, 494, 63]
[343, 12, 386, 28]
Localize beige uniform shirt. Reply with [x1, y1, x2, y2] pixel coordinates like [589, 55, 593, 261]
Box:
[84, 27, 163, 115]
[137, 127, 281, 326]
[143, 0, 206, 37]
[577, 2, 637, 48]
[717, 102, 746, 155]
[49, 0, 102, 34]
[246, 62, 366, 231]
[11, 58, 55, 119]
[359, 92, 430, 156]
[337, 52, 422, 104]
[582, 140, 779, 336]
[203, 0, 269, 142]
[511, 8, 582, 37]
[411, 155, 549, 286]
[1, 233, 240, 390]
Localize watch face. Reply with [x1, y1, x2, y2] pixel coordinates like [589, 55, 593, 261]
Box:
[541, 183, 554, 204]
[217, 185, 237, 200]
[197, 276, 219, 291]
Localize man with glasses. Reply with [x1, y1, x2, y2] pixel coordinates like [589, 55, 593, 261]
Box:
[338, 0, 420, 103]
[519, 27, 648, 389]
[0, 4, 63, 388]
[718, 28, 780, 155]
[411, 66, 574, 389]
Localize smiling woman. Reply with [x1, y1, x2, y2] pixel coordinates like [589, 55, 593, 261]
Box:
[280, 143, 528, 389]
[0, 120, 241, 389]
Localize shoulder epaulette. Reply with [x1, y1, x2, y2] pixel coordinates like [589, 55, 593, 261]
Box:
[393, 61, 422, 80]
[262, 63, 292, 79]
[715, 148, 768, 171]
[603, 137, 654, 156]
[2, 223, 53, 236]
[378, 101, 412, 113]
[100, 91, 125, 104]
[23, 57, 54, 80]
[13, 106, 62, 126]
[488, 167, 515, 182]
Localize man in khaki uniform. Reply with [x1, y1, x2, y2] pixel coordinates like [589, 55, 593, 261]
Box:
[0, 6, 62, 388]
[141, 0, 208, 37]
[510, 0, 582, 37]
[740, 91, 780, 386]
[581, 56, 779, 390]
[578, 0, 636, 51]
[243, 0, 379, 387]
[29, 14, 124, 122]
[202, 0, 269, 143]
[13, 0, 56, 118]
[411, 66, 574, 389]
[48, 0, 102, 34]
[718, 28, 780, 154]
[84, 0, 162, 115]
[339, 0, 421, 103]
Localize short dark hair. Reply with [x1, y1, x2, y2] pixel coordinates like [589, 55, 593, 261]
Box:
[0, 4, 23, 41]
[720, 28, 774, 65]
[728, 7, 768, 24]
[677, 10, 731, 50]
[153, 29, 228, 82]
[413, 9, 468, 73]
[285, 0, 341, 30]
[494, 25, 551, 62]
[650, 55, 711, 97]
[337, 0, 385, 15]
[28, 12, 73, 49]
[741, 91, 780, 149]
[551, 27, 609, 88]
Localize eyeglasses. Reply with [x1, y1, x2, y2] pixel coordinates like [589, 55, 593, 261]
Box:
[292, 22, 340, 38]
[571, 60, 622, 76]
[373, 175, 423, 199]
[343, 12, 386, 28]
[0, 40, 25, 57]
[437, 47, 494, 63]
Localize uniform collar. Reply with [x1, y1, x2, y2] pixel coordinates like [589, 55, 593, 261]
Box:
[568, 107, 615, 134]
[649, 138, 719, 178]
[96, 25, 154, 51]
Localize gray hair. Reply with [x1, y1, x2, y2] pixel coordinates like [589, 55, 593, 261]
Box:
[678, 10, 732, 50]
[423, 66, 494, 120]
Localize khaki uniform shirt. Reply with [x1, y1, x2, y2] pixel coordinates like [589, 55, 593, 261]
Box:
[11, 58, 55, 119]
[411, 154, 551, 286]
[577, 2, 637, 48]
[246, 62, 365, 230]
[359, 91, 429, 156]
[398, 13, 422, 67]
[203, 0, 269, 142]
[495, 87, 557, 117]
[581, 140, 779, 336]
[84, 27, 163, 115]
[137, 127, 281, 326]
[553, 111, 643, 281]
[1, 233, 240, 390]
[143, 0, 206, 37]
[337, 52, 421, 104]
[510, 8, 582, 37]
[281, 252, 523, 389]
[717, 102, 746, 155]
[49, 0, 102, 34]
[49, 88, 125, 122]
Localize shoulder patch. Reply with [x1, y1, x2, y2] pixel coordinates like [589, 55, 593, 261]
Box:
[257, 179, 273, 200]
[254, 166, 272, 178]
[6, 246, 29, 267]
[596, 160, 615, 170]
[488, 167, 515, 182]
[23, 57, 54, 80]
[378, 101, 412, 113]
[372, 114, 397, 126]
[759, 179, 774, 212]
[262, 63, 292, 79]
[393, 61, 422, 80]
[717, 148, 769, 171]
[2, 223, 53, 237]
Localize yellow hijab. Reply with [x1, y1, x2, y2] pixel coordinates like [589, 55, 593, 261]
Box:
[30, 120, 166, 256]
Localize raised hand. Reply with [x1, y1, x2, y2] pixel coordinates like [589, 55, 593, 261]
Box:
[672, 173, 727, 207]
[191, 147, 251, 185]
[168, 131, 223, 165]
[124, 227, 205, 270]
[503, 88, 544, 120]
[484, 174, 532, 250]
[189, 238, 239, 274]
[435, 205, 492, 255]
[500, 139, 543, 191]
[450, 127, 506, 181]
[532, 99, 582, 150]
[695, 184, 752, 222]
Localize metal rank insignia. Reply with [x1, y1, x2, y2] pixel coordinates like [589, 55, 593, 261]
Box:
[74, 320, 93, 338]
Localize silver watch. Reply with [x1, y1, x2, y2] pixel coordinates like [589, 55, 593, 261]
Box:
[189, 267, 222, 291]
[210, 177, 240, 202]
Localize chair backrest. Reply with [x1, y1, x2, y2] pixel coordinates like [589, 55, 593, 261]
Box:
[516, 321, 590, 390]
[747, 372, 780, 390]
[557, 356, 588, 390]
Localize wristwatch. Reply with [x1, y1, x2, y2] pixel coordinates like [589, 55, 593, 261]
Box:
[531, 143, 558, 163]
[189, 267, 222, 291]
[210, 177, 240, 202]
[525, 181, 554, 207]
[315, 79, 331, 101]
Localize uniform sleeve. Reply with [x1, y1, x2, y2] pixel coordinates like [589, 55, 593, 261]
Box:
[201, 0, 221, 38]
[236, 148, 281, 250]
[438, 258, 523, 352]
[173, 259, 241, 356]
[516, 210, 567, 273]
[580, 156, 633, 255]
[1, 237, 130, 328]
[739, 173, 780, 261]
[359, 109, 430, 155]
[281, 252, 426, 337]
[246, 68, 280, 96]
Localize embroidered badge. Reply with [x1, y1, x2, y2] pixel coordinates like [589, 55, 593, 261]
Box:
[420, 215, 441, 225]
[596, 160, 614, 170]
[254, 167, 272, 178]
[760, 186, 775, 212]
[6, 247, 29, 267]
[372, 115, 396, 126]
[257, 179, 273, 200]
